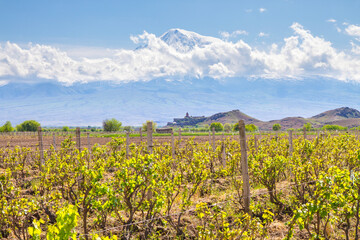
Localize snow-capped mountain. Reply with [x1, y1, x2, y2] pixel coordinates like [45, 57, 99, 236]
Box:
[160, 28, 221, 52]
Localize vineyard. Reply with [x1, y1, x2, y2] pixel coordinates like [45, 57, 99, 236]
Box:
[1, 124, 360, 239]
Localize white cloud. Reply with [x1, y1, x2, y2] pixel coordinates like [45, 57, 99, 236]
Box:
[327, 19, 336, 23]
[2, 23, 360, 85]
[351, 42, 360, 54]
[220, 30, 248, 40]
[259, 8, 266, 13]
[258, 32, 269, 37]
[0, 80, 8, 86]
[345, 24, 360, 37]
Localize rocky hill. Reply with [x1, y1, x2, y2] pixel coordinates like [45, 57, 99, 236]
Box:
[167, 107, 360, 130]
[311, 107, 360, 121]
[167, 110, 260, 127]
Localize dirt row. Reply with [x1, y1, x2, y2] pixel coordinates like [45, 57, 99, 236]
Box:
[0, 133, 316, 150]
[0, 135, 238, 149]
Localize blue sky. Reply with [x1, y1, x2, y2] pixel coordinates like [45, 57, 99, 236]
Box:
[1, 0, 358, 49]
[1, 0, 360, 126]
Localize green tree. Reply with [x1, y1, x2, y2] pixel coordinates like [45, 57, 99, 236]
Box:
[322, 125, 347, 131]
[210, 122, 224, 132]
[142, 121, 157, 132]
[233, 122, 240, 131]
[272, 123, 281, 131]
[303, 122, 312, 131]
[123, 126, 133, 132]
[245, 124, 258, 132]
[224, 123, 232, 132]
[103, 118, 122, 132]
[62, 126, 70, 132]
[0, 121, 14, 132]
[16, 120, 40, 132]
[233, 123, 258, 132]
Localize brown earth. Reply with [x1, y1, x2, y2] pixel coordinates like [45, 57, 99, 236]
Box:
[0, 132, 317, 150]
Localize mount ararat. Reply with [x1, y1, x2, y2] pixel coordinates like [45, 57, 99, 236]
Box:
[1, 28, 360, 126]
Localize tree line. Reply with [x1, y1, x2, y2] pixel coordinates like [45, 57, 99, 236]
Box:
[0, 118, 354, 133]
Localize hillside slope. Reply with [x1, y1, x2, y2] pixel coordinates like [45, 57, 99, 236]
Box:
[167, 107, 360, 130]
[167, 110, 261, 127]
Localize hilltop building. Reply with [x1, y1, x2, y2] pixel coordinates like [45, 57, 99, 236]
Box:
[167, 113, 206, 127]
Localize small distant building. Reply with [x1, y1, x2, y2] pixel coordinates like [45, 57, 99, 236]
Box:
[167, 113, 206, 127]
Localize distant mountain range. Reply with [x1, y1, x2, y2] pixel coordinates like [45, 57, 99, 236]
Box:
[167, 107, 360, 130]
[2, 28, 360, 126]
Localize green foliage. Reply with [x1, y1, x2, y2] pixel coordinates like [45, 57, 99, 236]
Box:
[5, 126, 360, 238]
[322, 124, 347, 131]
[142, 120, 157, 132]
[303, 122, 312, 131]
[16, 120, 40, 132]
[223, 123, 232, 132]
[0, 121, 14, 132]
[210, 122, 224, 132]
[233, 123, 258, 132]
[245, 124, 258, 132]
[103, 118, 122, 132]
[272, 123, 281, 131]
[123, 126, 133, 132]
[28, 219, 43, 240]
[62, 126, 70, 132]
[46, 204, 79, 239]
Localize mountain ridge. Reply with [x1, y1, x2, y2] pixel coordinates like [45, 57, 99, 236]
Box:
[166, 107, 360, 130]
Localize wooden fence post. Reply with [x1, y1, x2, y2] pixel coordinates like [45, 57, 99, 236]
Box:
[139, 127, 143, 142]
[52, 132, 56, 151]
[76, 127, 81, 151]
[178, 128, 182, 141]
[87, 132, 91, 150]
[222, 133, 226, 168]
[303, 127, 307, 140]
[126, 131, 130, 158]
[147, 122, 153, 154]
[212, 127, 215, 150]
[38, 127, 44, 168]
[171, 129, 175, 159]
[238, 120, 250, 213]
[289, 130, 293, 155]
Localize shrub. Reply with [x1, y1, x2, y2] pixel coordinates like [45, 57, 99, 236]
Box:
[245, 124, 258, 132]
[142, 121, 157, 132]
[62, 126, 70, 132]
[224, 123, 232, 132]
[210, 122, 224, 132]
[233, 122, 258, 132]
[272, 123, 281, 131]
[303, 122, 312, 131]
[322, 125, 347, 131]
[0, 121, 14, 132]
[103, 118, 122, 132]
[123, 126, 133, 132]
[16, 120, 40, 132]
